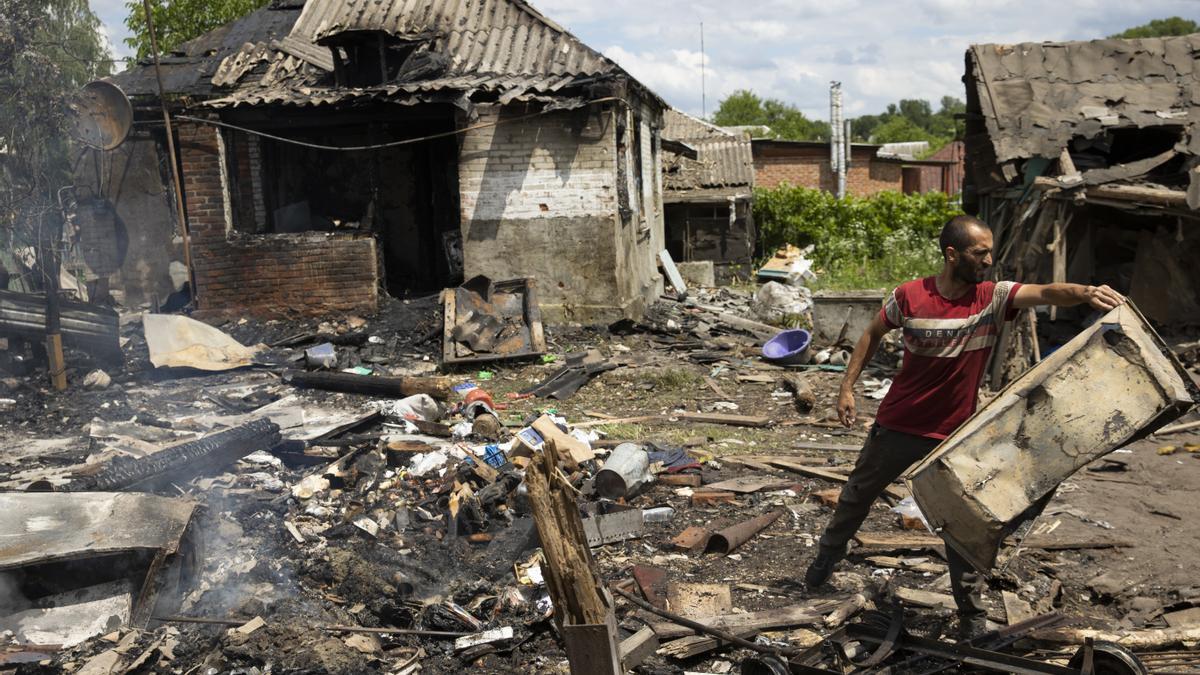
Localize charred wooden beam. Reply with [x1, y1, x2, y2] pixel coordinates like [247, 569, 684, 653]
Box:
[283, 370, 452, 400]
[71, 419, 282, 492]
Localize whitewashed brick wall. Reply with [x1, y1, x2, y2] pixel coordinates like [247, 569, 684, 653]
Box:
[458, 106, 616, 222]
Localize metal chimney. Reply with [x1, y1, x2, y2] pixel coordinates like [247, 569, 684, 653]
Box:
[830, 82, 845, 199]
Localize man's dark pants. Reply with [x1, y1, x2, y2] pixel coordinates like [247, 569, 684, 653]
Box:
[817, 424, 987, 620]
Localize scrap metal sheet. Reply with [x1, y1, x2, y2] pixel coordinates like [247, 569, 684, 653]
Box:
[0, 492, 196, 570]
[908, 303, 1199, 571]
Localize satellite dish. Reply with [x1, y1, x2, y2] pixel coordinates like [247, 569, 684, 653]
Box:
[68, 81, 133, 150]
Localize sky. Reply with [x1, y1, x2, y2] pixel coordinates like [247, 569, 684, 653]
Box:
[92, 0, 1197, 120]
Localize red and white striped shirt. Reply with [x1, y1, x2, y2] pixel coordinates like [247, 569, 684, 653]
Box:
[874, 277, 1021, 439]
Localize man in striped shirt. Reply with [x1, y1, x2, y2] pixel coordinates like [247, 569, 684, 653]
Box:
[804, 214, 1124, 640]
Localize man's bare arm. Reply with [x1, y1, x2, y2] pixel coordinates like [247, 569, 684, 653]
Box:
[1012, 283, 1124, 312]
[837, 314, 893, 428]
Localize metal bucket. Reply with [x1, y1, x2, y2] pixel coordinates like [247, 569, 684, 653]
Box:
[594, 443, 652, 499]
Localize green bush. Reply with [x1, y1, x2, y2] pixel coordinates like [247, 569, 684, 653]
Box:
[754, 185, 962, 290]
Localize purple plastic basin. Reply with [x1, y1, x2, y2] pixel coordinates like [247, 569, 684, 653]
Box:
[762, 328, 812, 364]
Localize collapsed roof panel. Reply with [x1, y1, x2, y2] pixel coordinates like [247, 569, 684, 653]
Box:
[661, 109, 754, 193]
[967, 35, 1200, 164]
[0, 492, 195, 570]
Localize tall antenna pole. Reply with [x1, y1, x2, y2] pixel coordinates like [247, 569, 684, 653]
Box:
[700, 22, 706, 118]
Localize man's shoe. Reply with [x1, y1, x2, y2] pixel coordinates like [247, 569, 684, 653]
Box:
[804, 548, 843, 588]
[956, 613, 989, 643]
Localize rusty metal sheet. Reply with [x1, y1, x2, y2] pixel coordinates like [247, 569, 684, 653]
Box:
[0, 492, 196, 571]
[442, 277, 546, 366]
[908, 302, 1199, 571]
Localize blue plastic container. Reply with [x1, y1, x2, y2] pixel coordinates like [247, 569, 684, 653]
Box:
[762, 328, 812, 365]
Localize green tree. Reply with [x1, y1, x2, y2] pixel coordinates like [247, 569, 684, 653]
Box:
[850, 96, 964, 152]
[1, 0, 111, 248]
[1109, 17, 1199, 39]
[870, 116, 939, 145]
[712, 89, 831, 141]
[124, 0, 269, 59]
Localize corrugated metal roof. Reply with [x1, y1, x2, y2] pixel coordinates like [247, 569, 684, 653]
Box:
[662, 108, 738, 142]
[662, 109, 754, 192]
[113, 0, 662, 111]
[289, 0, 614, 78]
[206, 72, 586, 108]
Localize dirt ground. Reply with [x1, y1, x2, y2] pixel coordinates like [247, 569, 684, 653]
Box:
[1, 293, 1199, 674]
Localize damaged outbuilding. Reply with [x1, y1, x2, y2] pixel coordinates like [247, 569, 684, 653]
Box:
[659, 110, 756, 282]
[963, 35, 1200, 381]
[94, 0, 668, 323]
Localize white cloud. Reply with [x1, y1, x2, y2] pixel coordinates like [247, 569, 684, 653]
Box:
[92, 0, 1199, 115]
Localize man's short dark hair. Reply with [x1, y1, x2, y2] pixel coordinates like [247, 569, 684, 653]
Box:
[939, 215, 988, 260]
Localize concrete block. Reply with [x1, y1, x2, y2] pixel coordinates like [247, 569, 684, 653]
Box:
[676, 261, 715, 288]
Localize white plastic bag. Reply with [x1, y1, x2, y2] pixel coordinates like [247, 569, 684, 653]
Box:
[752, 281, 812, 322]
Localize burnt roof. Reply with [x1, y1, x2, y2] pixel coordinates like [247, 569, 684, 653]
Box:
[108, 5, 302, 100]
[109, 0, 662, 111]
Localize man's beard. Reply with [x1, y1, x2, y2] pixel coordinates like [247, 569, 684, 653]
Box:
[953, 258, 988, 284]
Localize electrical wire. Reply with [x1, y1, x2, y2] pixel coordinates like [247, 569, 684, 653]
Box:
[172, 96, 626, 152]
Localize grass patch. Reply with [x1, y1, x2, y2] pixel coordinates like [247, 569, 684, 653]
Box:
[613, 367, 703, 392]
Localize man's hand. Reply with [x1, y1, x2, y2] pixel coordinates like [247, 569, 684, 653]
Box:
[1081, 284, 1125, 312]
[837, 389, 857, 428]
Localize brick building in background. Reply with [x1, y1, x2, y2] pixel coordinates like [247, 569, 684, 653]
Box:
[89, 0, 667, 323]
[751, 139, 962, 197]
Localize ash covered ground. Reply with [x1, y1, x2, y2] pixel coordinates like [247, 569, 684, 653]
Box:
[1, 289, 1199, 674]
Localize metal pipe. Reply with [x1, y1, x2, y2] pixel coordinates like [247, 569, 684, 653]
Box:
[844, 118, 852, 195]
[830, 82, 845, 199]
[142, 0, 196, 304]
[706, 509, 785, 554]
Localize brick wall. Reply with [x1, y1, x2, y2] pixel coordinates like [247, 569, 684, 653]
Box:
[176, 120, 378, 319]
[754, 156, 826, 190]
[459, 106, 617, 221]
[754, 155, 903, 196]
[460, 104, 630, 323]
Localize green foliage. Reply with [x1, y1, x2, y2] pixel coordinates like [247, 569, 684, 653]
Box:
[851, 96, 964, 153]
[1109, 17, 1199, 39]
[0, 0, 111, 239]
[124, 0, 269, 59]
[712, 89, 831, 141]
[754, 185, 962, 290]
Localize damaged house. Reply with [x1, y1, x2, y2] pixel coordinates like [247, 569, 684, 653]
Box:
[93, 0, 667, 323]
[660, 110, 756, 281]
[964, 35, 1200, 381]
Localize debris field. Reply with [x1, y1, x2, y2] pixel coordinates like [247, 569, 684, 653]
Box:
[0, 283, 1198, 675]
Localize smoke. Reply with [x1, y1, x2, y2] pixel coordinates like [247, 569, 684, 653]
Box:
[0, 571, 30, 614]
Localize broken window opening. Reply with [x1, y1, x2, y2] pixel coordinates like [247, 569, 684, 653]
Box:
[223, 109, 462, 294]
[324, 31, 431, 88]
[632, 112, 646, 231]
[1070, 126, 1184, 172]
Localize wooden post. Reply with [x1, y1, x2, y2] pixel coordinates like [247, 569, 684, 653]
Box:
[525, 438, 621, 675]
[143, 0, 196, 303]
[41, 211, 67, 391]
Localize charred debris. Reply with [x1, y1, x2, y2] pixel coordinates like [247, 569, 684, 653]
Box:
[3, 17, 1200, 675]
[0, 270, 1197, 674]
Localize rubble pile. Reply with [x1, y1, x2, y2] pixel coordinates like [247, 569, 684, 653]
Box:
[0, 285, 1198, 675]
